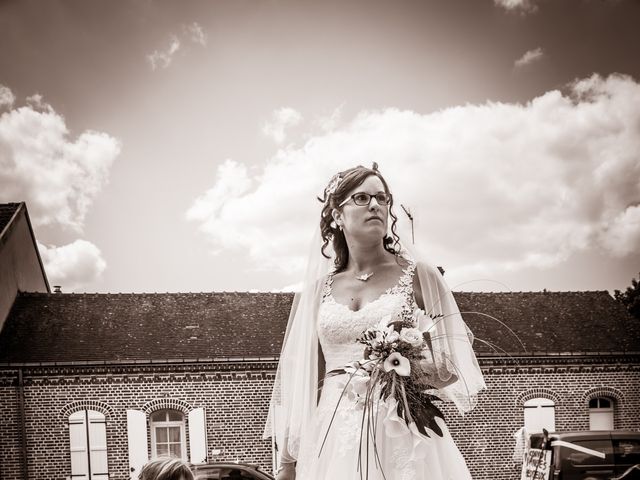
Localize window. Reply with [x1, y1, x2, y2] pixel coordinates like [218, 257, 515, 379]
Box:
[127, 407, 206, 476]
[614, 438, 640, 476]
[589, 397, 614, 430]
[68, 410, 109, 479]
[524, 397, 555, 433]
[150, 409, 186, 459]
[561, 438, 614, 475]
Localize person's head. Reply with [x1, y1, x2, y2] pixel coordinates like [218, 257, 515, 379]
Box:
[319, 163, 400, 271]
[138, 457, 194, 480]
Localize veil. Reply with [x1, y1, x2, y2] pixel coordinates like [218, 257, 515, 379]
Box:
[263, 187, 486, 464]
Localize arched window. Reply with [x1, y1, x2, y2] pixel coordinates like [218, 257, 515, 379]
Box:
[589, 397, 614, 430]
[68, 410, 109, 479]
[150, 409, 186, 459]
[524, 397, 555, 433]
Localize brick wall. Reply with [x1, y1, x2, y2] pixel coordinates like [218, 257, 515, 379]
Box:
[1, 358, 638, 480]
[447, 363, 640, 480]
[0, 363, 277, 480]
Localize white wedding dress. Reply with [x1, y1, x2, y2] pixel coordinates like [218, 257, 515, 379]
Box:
[296, 262, 474, 480]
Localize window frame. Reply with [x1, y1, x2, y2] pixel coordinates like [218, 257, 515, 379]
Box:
[149, 409, 187, 460]
[589, 396, 614, 431]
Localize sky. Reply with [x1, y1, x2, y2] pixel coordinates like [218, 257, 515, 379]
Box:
[1, 0, 639, 295]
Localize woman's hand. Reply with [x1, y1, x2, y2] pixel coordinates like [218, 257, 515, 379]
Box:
[276, 462, 296, 480]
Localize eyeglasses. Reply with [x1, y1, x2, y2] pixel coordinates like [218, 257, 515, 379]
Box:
[339, 191, 392, 207]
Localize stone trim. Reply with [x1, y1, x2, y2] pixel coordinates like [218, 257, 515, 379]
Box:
[516, 388, 560, 406]
[60, 400, 115, 419]
[582, 386, 625, 405]
[142, 398, 193, 415]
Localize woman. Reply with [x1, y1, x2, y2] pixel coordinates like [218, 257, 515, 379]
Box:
[265, 164, 486, 480]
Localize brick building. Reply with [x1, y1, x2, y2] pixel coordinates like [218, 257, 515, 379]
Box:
[0, 202, 638, 480]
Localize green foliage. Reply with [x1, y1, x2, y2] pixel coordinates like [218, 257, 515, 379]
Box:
[614, 272, 640, 320]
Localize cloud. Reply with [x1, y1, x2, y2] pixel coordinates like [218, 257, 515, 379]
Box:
[186, 22, 207, 46]
[147, 23, 208, 70]
[514, 47, 544, 68]
[315, 104, 344, 133]
[0, 84, 15, 109]
[38, 240, 106, 292]
[494, 0, 538, 14]
[262, 107, 303, 144]
[0, 94, 121, 231]
[187, 74, 640, 288]
[147, 34, 181, 70]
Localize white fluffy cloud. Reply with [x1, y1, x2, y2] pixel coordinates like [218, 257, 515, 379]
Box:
[262, 107, 303, 144]
[494, 0, 538, 14]
[187, 74, 640, 286]
[0, 90, 121, 231]
[515, 47, 544, 68]
[38, 240, 106, 292]
[0, 84, 15, 109]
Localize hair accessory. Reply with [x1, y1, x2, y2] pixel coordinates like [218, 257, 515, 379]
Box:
[325, 173, 342, 196]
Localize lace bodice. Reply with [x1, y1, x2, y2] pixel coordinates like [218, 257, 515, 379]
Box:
[317, 261, 417, 372]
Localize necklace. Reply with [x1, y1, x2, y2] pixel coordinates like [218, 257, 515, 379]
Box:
[355, 272, 374, 282]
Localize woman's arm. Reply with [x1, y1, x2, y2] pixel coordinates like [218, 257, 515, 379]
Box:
[413, 264, 458, 389]
[276, 461, 296, 480]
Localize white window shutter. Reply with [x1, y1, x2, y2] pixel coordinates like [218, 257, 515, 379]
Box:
[127, 410, 148, 480]
[69, 411, 89, 480]
[188, 408, 207, 464]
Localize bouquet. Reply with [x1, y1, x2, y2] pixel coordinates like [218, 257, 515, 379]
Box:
[322, 308, 459, 464]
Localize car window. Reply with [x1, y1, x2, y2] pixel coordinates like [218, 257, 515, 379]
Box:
[562, 439, 613, 468]
[194, 468, 221, 480]
[614, 439, 640, 466]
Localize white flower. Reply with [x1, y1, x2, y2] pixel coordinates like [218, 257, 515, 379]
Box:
[383, 352, 411, 376]
[399, 327, 423, 347]
[351, 375, 370, 396]
[413, 308, 436, 333]
[385, 325, 400, 343]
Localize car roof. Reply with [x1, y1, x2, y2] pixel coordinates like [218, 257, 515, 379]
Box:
[529, 431, 640, 442]
[192, 463, 262, 470]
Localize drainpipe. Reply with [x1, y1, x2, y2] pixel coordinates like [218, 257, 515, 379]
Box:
[18, 368, 29, 480]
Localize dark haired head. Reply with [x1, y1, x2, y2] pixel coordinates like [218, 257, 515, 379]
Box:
[318, 163, 400, 272]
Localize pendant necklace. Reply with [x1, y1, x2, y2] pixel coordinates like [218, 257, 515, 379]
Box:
[355, 272, 374, 282]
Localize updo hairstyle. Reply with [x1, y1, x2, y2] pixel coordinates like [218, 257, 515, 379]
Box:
[318, 163, 400, 272]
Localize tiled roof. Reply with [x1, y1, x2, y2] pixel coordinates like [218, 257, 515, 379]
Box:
[454, 291, 639, 355]
[0, 290, 637, 364]
[0, 203, 21, 238]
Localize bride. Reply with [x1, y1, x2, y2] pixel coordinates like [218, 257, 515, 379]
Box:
[265, 164, 486, 480]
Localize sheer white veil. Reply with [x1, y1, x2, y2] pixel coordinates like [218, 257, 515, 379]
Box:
[263, 172, 486, 463]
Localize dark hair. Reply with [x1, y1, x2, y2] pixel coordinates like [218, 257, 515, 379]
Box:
[318, 164, 400, 272]
[138, 457, 194, 480]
